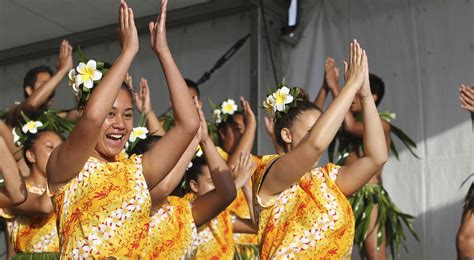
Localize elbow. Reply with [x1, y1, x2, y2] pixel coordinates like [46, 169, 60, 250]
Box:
[222, 183, 237, 205]
[371, 152, 388, 168]
[10, 187, 27, 206]
[37, 203, 55, 216]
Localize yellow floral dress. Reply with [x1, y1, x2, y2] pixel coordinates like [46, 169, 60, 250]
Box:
[217, 147, 259, 247]
[183, 192, 234, 259]
[1, 185, 59, 253]
[53, 153, 151, 258]
[253, 155, 355, 259]
[146, 196, 198, 259]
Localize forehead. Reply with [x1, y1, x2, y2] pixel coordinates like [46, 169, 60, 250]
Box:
[197, 165, 211, 180]
[37, 131, 61, 143]
[293, 110, 321, 128]
[188, 87, 199, 97]
[112, 88, 133, 109]
[232, 114, 244, 124]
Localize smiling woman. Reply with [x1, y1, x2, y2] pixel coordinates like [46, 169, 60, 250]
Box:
[45, 0, 199, 258]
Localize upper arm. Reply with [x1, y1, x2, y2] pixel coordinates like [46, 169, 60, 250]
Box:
[47, 117, 102, 184]
[142, 125, 195, 190]
[260, 140, 322, 198]
[9, 192, 53, 216]
[190, 190, 230, 228]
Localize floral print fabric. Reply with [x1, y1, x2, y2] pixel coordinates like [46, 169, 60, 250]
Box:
[147, 196, 198, 259]
[253, 155, 355, 259]
[53, 153, 151, 258]
[3, 185, 59, 253]
[183, 192, 234, 259]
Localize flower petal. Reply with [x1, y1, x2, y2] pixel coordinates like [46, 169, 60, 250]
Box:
[92, 70, 102, 81]
[83, 80, 94, 89]
[76, 62, 87, 74]
[86, 60, 97, 70]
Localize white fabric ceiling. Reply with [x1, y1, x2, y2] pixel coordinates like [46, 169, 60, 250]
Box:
[0, 0, 210, 50]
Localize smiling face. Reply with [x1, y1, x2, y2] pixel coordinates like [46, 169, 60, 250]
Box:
[94, 88, 134, 161]
[26, 131, 62, 176]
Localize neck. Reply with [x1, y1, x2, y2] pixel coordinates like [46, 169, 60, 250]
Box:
[28, 167, 47, 187]
[92, 150, 116, 162]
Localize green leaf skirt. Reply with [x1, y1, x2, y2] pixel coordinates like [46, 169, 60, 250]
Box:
[350, 184, 419, 259]
[12, 252, 59, 260]
[234, 244, 260, 260]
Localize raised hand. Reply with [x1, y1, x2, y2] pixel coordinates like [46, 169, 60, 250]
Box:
[324, 57, 340, 91]
[135, 78, 152, 113]
[344, 40, 367, 90]
[233, 152, 255, 189]
[57, 40, 73, 73]
[194, 97, 209, 143]
[264, 116, 275, 136]
[149, 0, 169, 55]
[460, 84, 474, 112]
[241, 97, 257, 128]
[119, 0, 139, 54]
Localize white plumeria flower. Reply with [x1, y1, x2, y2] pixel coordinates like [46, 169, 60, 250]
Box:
[272, 86, 294, 112]
[129, 127, 148, 142]
[68, 69, 80, 93]
[187, 161, 193, 170]
[22, 121, 43, 134]
[263, 95, 276, 114]
[75, 60, 103, 89]
[11, 128, 20, 146]
[221, 99, 238, 115]
[195, 145, 203, 157]
[212, 109, 222, 123]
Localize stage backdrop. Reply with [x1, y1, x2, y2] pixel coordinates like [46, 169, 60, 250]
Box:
[0, 1, 472, 259]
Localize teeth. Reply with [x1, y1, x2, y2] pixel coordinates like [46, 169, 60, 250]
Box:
[108, 134, 123, 140]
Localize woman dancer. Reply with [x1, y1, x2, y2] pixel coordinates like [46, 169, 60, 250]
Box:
[254, 41, 387, 259]
[47, 0, 199, 257]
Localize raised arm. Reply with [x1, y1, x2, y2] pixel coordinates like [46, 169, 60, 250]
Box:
[232, 151, 256, 222]
[47, 1, 139, 185]
[134, 77, 166, 136]
[226, 97, 256, 168]
[261, 41, 367, 196]
[336, 63, 388, 196]
[7, 40, 72, 126]
[190, 111, 236, 227]
[150, 98, 202, 206]
[0, 137, 26, 207]
[141, 0, 200, 189]
[314, 57, 340, 109]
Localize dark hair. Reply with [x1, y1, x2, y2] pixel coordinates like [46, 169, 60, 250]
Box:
[185, 79, 200, 98]
[274, 100, 321, 152]
[464, 183, 474, 212]
[23, 130, 63, 167]
[217, 111, 244, 146]
[78, 83, 133, 108]
[23, 66, 53, 99]
[128, 135, 161, 155]
[369, 73, 385, 107]
[185, 156, 208, 190]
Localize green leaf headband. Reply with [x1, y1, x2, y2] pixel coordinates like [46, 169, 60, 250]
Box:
[68, 48, 111, 106]
[263, 81, 304, 120]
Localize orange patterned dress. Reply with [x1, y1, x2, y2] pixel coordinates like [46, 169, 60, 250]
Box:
[52, 153, 151, 258]
[146, 196, 198, 259]
[1, 185, 59, 253]
[217, 147, 259, 246]
[183, 192, 234, 259]
[253, 155, 355, 259]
